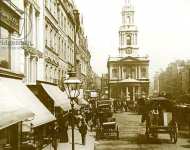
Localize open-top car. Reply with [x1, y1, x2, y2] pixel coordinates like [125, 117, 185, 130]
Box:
[145, 97, 178, 143]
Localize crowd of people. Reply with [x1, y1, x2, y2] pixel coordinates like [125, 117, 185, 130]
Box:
[50, 106, 97, 150]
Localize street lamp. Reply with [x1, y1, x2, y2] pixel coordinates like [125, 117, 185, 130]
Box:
[64, 71, 82, 150]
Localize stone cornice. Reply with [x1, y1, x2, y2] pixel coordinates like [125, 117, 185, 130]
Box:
[0, 68, 24, 79]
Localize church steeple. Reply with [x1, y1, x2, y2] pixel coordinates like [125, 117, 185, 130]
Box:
[119, 0, 138, 57]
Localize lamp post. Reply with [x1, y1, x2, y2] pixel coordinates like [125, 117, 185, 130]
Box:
[64, 71, 82, 150]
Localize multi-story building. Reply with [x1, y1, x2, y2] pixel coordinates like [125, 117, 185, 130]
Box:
[38, 0, 82, 85]
[107, 0, 149, 101]
[76, 22, 91, 90]
[0, 1, 56, 149]
[43, 0, 60, 84]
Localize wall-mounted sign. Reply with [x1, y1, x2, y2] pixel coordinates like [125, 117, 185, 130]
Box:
[0, 1, 20, 33]
[90, 91, 97, 98]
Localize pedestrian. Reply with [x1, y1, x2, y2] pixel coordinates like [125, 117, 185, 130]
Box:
[88, 119, 93, 131]
[52, 122, 59, 150]
[78, 119, 88, 145]
[62, 120, 69, 142]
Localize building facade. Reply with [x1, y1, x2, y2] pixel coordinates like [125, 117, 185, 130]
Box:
[23, 0, 41, 85]
[0, 0, 95, 149]
[107, 0, 149, 101]
[76, 23, 91, 90]
[157, 60, 190, 102]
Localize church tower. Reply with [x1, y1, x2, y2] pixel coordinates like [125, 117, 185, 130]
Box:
[119, 0, 138, 57]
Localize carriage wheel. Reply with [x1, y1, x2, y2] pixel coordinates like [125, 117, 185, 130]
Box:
[116, 126, 119, 139]
[96, 128, 101, 140]
[173, 131, 177, 143]
[145, 127, 150, 140]
[171, 131, 177, 144]
[170, 122, 178, 144]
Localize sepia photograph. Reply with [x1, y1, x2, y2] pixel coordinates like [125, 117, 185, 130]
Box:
[0, 0, 190, 149]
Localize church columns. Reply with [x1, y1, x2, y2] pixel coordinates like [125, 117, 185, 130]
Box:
[138, 66, 141, 78]
[136, 66, 138, 79]
[119, 65, 122, 79]
[135, 33, 138, 45]
[132, 86, 135, 101]
[138, 86, 141, 98]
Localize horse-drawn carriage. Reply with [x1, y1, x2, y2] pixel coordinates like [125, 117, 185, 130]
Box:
[145, 97, 178, 143]
[175, 104, 190, 130]
[95, 104, 119, 140]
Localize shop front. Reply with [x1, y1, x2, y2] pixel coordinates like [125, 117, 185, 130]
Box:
[0, 73, 56, 150]
[0, 0, 21, 70]
[0, 79, 34, 150]
[39, 82, 81, 142]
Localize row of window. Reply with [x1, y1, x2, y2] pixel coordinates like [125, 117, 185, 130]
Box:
[45, 0, 74, 41]
[111, 67, 147, 79]
[45, 65, 59, 84]
[45, 24, 74, 65]
[81, 59, 88, 75]
[57, 8, 74, 40]
[45, 0, 57, 19]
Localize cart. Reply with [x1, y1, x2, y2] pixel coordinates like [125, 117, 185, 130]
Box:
[145, 97, 178, 143]
[95, 104, 119, 140]
[175, 104, 190, 130]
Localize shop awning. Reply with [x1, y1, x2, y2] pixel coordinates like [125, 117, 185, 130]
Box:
[0, 77, 56, 127]
[41, 83, 80, 111]
[0, 80, 34, 130]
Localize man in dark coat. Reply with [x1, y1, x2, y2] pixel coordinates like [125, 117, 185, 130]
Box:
[78, 119, 88, 145]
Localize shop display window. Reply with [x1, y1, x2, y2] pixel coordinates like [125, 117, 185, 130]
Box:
[0, 27, 10, 69]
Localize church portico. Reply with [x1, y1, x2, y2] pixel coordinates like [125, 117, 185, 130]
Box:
[109, 80, 149, 101]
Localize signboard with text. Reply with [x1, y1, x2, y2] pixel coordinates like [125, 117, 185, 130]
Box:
[0, 1, 20, 33]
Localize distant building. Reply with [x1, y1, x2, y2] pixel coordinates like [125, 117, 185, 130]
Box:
[107, 0, 149, 101]
[153, 72, 160, 94]
[101, 74, 109, 97]
[157, 60, 190, 101]
[76, 20, 92, 90]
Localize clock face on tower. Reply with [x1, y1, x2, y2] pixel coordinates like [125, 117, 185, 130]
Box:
[126, 48, 132, 54]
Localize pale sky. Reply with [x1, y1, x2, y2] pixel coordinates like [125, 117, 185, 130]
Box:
[75, 0, 190, 78]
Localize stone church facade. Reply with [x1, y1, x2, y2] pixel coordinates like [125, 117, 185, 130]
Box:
[107, 0, 149, 101]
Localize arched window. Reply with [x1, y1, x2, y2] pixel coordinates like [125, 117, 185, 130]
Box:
[126, 35, 131, 45]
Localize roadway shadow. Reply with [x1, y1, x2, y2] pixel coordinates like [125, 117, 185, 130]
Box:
[179, 139, 190, 149]
[126, 113, 139, 115]
[136, 133, 173, 144]
[178, 131, 190, 139]
[181, 145, 190, 148]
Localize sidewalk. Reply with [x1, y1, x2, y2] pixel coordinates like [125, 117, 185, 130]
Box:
[43, 127, 95, 150]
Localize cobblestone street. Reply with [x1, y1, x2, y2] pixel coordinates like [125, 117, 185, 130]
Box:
[95, 112, 190, 150]
[43, 127, 95, 150]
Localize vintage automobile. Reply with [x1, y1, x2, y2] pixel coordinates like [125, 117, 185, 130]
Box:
[95, 104, 119, 140]
[145, 97, 178, 143]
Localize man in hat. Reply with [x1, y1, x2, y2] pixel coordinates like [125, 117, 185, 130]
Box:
[78, 119, 88, 145]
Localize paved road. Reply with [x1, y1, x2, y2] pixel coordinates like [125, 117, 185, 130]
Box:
[95, 112, 190, 150]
